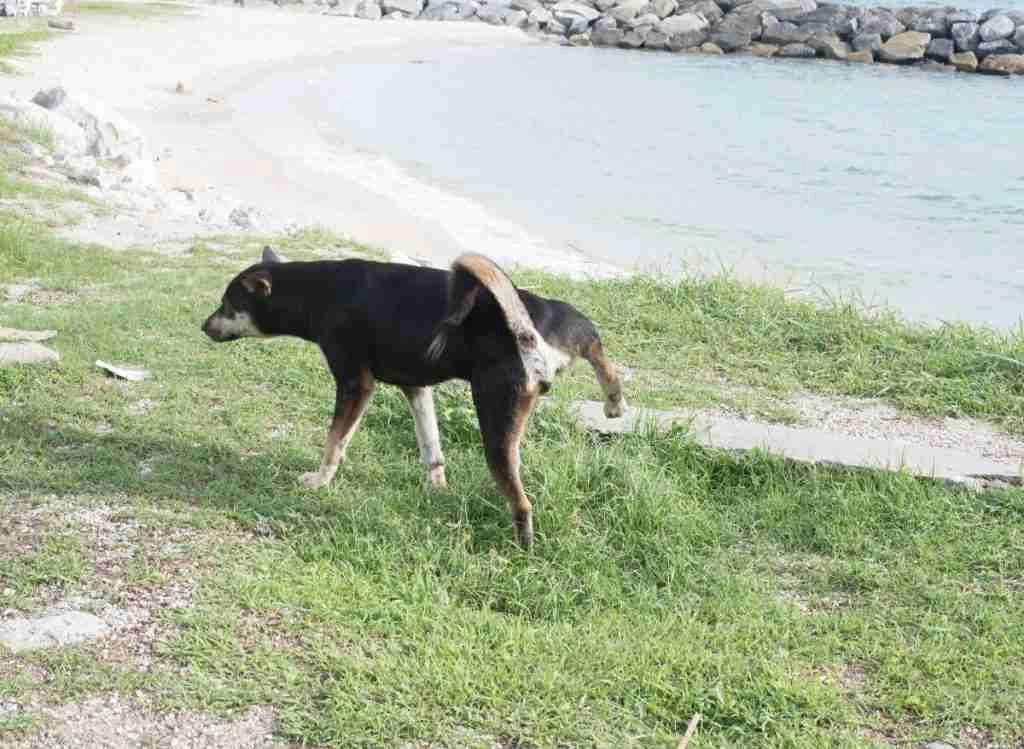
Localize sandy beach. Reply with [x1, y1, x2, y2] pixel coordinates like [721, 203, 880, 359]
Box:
[4, 1, 621, 275]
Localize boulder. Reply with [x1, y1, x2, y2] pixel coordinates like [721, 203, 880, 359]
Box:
[630, 12, 660, 28]
[710, 28, 751, 50]
[528, 5, 553, 23]
[748, 41, 778, 56]
[382, 0, 422, 13]
[509, 0, 537, 8]
[714, 4, 763, 40]
[650, 0, 675, 18]
[977, 39, 1018, 57]
[688, 0, 722, 25]
[0, 96, 87, 156]
[700, 40, 724, 53]
[979, 52, 1024, 74]
[979, 14, 1014, 42]
[591, 23, 624, 43]
[569, 31, 592, 43]
[947, 10, 980, 24]
[0, 612, 105, 652]
[761, 20, 808, 45]
[877, 30, 930, 64]
[750, 0, 815, 23]
[661, 11, 709, 47]
[950, 50, 978, 71]
[421, 1, 477, 18]
[851, 32, 881, 52]
[952, 22, 980, 51]
[798, 4, 846, 29]
[644, 28, 670, 47]
[859, 10, 904, 39]
[620, 27, 648, 45]
[0, 343, 60, 367]
[847, 48, 873, 63]
[912, 13, 947, 36]
[30, 87, 145, 163]
[926, 37, 955, 63]
[504, 8, 528, 25]
[552, 0, 600, 22]
[476, 3, 508, 22]
[594, 0, 617, 9]
[778, 41, 816, 57]
[609, 0, 648, 22]
[356, 0, 382, 18]
[815, 36, 849, 59]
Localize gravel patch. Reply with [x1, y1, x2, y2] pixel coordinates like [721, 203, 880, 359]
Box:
[3, 697, 283, 749]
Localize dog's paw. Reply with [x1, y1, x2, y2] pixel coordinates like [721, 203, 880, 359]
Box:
[604, 397, 626, 419]
[300, 471, 328, 489]
[425, 465, 448, 491]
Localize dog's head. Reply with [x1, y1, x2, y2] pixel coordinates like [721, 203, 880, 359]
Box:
[201, 246, 283, 342]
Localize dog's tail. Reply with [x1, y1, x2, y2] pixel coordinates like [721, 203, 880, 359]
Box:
[427, 253, 556, 386]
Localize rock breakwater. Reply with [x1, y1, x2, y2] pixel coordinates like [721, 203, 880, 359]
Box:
[315, 0, 1024, 75]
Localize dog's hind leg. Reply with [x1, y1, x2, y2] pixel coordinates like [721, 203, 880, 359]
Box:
[583, 338, 626, 418]
[401, 386, 447, 490]
[301, 368, 375, 489]
[471, 370, 539, 549]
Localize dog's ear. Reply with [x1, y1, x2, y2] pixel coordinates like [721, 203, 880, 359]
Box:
[262, 246, 284, 265]
[240, 269, 272, 297]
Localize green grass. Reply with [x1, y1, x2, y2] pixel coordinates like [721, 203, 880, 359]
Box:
[63, 1, 190, 19]
[0, 26, 52, 74]
[0, 207, 1022, 747]
[518, 270, 1024, 432]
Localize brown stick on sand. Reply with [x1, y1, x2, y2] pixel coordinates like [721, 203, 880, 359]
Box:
[677, 713, 702, 749]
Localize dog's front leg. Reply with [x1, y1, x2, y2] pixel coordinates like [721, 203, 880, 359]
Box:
[301, 368, 375, 489]
[401, 386, 447, 490]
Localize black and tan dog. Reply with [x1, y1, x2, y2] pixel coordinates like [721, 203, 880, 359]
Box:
[202, 247, 625, 548]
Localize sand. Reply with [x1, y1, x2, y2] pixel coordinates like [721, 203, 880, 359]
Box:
[5, 0, 619, 275]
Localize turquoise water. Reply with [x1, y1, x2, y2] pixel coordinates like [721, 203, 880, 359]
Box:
[264, 45, 1024, 328]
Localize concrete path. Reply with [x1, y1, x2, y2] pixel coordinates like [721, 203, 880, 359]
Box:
[571, 401, 1022, 489]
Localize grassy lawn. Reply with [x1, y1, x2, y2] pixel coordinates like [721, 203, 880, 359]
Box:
[1, 101, 1023, 746]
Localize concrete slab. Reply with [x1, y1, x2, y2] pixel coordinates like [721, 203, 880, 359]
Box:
[0, 342, 59, 366]
[0, 611, 108, 653]
[0, 327, 57, 342]
[571, 401, 1022, 488]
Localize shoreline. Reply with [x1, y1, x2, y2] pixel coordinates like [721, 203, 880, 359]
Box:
[3, 1, 625, 276]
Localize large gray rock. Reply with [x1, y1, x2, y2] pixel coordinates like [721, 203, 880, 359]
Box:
[620, 27, 648, 45]
[700, 40, 724, 53]
[912, 13, 947, 36]
[660, 11, 709, 47]
[609, 0, 648, 22]
[0, 342, 59, 367]
[509, 0, 538, 9]
[798, 3, 846, 30]
[0, 96, 87, 156]
[356, 0, 382, 18]
[750, 0, 814, 23]
[778, 41, 816, 57]
[476, 3, 508, 22]
[979, 14, 1014, 42]
[421, 1, 476, 19]
[594, 0, 617, 10]
[644, 28, 670, 47]
[0, 611, 106, 652]
[977, 39, 1018, 57]
[650, 0, 675, 18]
[814, 35, 849, 59]
[381, 0, 422, 13]
[552, 0, 600, 22]
[1016, 27, 1024, 48]
[591, 23, 624, 43]
[979, 52, 1024, 74]
[952, 22, 980, 51]
[947, 10, 980, 24]
[31, 87, 145, 163]
[852, 32, 881, 52]
[630, 11, 660, 28]
[847, 48, 873, 63]
[688, 0, 722, 25]
[528, 5, 553, 23]
[926, 37, 955, 62]
[950, 50, 978, 71]
[504, 8, 528, 25]
[859, 10, 904, 39]
[877, 30, 930, 63]
[761, 20, 808, 45]
[714, 4, 763, 40]
[710, 28, 751, 50]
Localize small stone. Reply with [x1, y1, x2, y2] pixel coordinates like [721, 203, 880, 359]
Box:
[847, 48, 874, 63]
[47, 17, 74, 30]
[926, 38, 955, 63]
[96, 360, 150, 382]
[569, 31, 592, 44]
[700, 41, 724, 53]
[950, 50, 978, 71]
